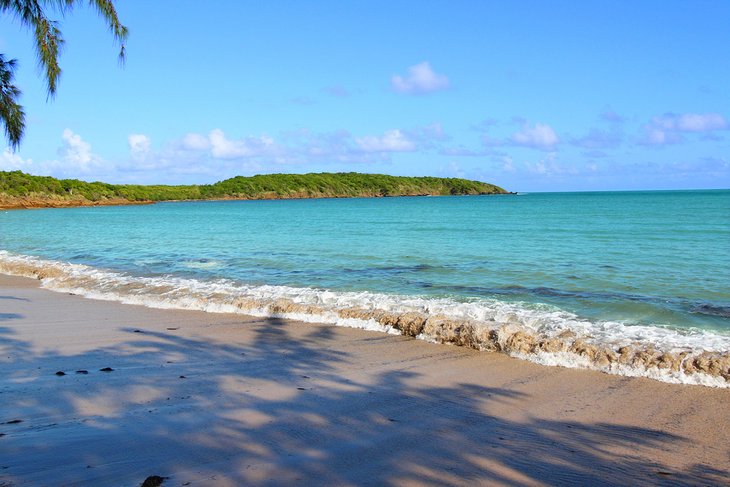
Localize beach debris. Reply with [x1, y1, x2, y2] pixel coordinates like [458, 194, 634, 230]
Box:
[179, 375, 186, 379]
[133, 329, 142, 333]
[166, 327, 179, 330]
[2, 419, 22, 425]
[75, 370, 88, 374]
[141, 475, 168, 487]
[99, 367, 114, 372]
[54, 371, 66, 376]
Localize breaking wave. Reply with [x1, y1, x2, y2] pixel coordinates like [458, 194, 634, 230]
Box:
[1, 250, 728, 388]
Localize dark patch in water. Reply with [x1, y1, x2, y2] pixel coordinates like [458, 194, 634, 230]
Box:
[420, 283, 729, 323]
[460, 284, 635, 302]
[344, 263, 436, 275]
[690, 303, 730, 318]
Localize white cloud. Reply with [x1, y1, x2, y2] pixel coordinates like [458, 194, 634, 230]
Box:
[2, 130, 108, 179]
[500, 155, 515, 172]
[209, 129, 276, 159]
[180, 133, 211, 151]
[524, 152, 586, 176]
[356, 129, 416, 152]
[7, 124, 442, 185]
[420, 122, 448, 141]
[58, 129, 94, 168]
[641, 112, 728, 145]
[656, 113, 727, 132]
[570, 128, 622, 149]
[128, 134, 151, 160]
[391, 62, 450, 95]
[0, 148, 33, 171]
[439, 161, 465, 178]
[642, 126, 681, 145]
[511, 122, 559, 149]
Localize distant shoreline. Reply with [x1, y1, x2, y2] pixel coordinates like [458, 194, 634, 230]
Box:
[0, 170, 509, 209]
[0, 191, 516, 210]
[0, 197, 155, 210]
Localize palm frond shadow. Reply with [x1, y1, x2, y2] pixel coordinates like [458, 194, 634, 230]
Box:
[1, 317, 726, 486]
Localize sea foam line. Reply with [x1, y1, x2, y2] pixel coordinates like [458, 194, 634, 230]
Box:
[0, 250, 728, 388]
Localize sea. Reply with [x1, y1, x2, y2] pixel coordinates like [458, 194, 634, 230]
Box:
[1, 190, 729, 386]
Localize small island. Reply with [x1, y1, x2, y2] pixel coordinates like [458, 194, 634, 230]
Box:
[0, 170, 508, 209]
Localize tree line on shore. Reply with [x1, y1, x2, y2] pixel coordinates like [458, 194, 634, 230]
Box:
[0, 170, 507, 206]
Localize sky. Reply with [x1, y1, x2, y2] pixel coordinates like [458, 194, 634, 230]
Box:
[1, 1, 729, 191]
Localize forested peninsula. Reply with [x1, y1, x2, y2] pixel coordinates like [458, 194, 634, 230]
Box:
[0, 171, 508, 209]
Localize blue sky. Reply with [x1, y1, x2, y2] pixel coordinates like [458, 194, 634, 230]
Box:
[1, 1, 728, 191]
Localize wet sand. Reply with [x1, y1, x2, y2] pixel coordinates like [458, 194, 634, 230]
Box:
[0, 274, 728, 486]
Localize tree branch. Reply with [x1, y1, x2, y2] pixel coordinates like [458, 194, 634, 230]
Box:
[0, 55, 26, 150]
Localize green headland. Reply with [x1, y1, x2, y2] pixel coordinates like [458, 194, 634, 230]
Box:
[0, 170, 508, 209]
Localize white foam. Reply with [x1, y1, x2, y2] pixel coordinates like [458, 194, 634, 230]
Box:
[1, 250, 728, 387]
[181, 259, 224, 270]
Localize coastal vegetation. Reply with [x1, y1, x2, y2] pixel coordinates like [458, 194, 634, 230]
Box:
[1, 0, 127, 148]
[0, 170, 508, 208]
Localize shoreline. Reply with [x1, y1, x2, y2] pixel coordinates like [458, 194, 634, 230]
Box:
[0, 191, 515, 210]
[1, 273, 728, 485]
[0, 197, 155, 210]
[1, 250, 728, 388]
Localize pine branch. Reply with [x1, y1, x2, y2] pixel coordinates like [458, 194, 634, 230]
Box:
[0, 0, 127, 147]
[87, 0, 128, 63]
[0, 55, 26, 150]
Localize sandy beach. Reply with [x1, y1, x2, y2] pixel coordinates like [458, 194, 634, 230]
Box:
[0, 273, 728, 486]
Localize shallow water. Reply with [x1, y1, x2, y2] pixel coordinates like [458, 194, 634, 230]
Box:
[2, 190, 729, 385]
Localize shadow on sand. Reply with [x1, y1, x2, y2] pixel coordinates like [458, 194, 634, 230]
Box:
[0, 311, 727, 485]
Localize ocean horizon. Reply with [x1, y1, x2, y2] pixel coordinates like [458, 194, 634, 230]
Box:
[2, 189, 729, 386]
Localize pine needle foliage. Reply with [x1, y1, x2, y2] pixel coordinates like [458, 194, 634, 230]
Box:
[0, 0, 127, 148]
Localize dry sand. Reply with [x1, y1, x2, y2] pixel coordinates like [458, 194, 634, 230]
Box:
[0, 274, 728, 486]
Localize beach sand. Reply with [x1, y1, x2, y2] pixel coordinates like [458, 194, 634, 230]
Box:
[0, 274, 728, 486]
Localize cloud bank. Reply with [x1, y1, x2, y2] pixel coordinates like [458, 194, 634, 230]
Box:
[641, 113, 728, 145]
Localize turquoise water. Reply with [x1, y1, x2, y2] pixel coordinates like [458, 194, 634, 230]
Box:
[2, 190, 728, 331]
[1, 190, 729, 385]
